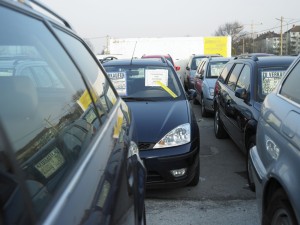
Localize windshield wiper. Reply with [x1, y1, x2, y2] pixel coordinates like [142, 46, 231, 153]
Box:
[122, 97, 155, 102]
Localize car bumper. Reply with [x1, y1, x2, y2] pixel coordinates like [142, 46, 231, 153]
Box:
[139, 141, 199, 189]
[203, 97, 214, 112]
[250, 146, 267, 221]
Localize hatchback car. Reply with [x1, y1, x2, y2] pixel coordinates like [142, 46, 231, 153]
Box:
[194, 57, 230, 117]
[213, 54, 295, 191]
[103, 58, 200, 189]
[250, 55, 300, 225]
[0, 1, 146, 224]
[184, 54, 221, 90]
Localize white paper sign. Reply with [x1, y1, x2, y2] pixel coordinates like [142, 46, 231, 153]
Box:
[145, 69, 168, 86]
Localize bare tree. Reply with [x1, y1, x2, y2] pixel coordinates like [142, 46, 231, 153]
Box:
[215, 21, 247, 55]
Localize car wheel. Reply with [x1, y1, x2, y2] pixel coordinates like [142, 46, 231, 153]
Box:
[246, 136, 255, 192]
[263, 189, 297, 225]
[188, 157, 200, 186]
[193, 97, 200, 105]
[214, 108, 227, 139]
[201, 96, 208, 117]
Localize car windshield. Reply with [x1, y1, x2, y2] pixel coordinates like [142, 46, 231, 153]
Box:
[207, 61, 229, 78]
[104, 65, 184, 101]
[257, 67, 288, 102]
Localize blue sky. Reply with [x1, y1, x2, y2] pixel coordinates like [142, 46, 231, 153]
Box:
[42, 0, 300, 54]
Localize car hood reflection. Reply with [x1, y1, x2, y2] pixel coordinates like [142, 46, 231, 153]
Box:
[126, 100, 189, 143]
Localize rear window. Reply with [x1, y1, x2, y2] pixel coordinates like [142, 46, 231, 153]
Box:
[258, 67, 287, 101]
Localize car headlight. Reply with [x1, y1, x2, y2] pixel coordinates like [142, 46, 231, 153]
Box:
[153, 123, 191, 149]
[209, 87, 214, 96]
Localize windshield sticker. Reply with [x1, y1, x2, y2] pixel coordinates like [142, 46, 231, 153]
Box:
[156, 81, 177, 98]
[261, 71, 285, 95]
[145, 69, 168, 86]
[107, 72, 127, 96]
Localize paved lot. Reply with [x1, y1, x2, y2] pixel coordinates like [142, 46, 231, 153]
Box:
[145, 102, 260, 225]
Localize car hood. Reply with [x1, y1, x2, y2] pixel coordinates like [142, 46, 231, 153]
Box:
[205, 78, 218, 89]
[125, 100, 190, 143]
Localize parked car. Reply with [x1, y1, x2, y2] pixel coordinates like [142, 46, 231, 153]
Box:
[194, 57, 230, 117]
[184, 54, 221, 90]
[250, 55, 300, 225]
[0, 1, 146, 225]
[103, 58, 200, 189]
[141, 54, 180, 71]
[213, 54, 296, 191]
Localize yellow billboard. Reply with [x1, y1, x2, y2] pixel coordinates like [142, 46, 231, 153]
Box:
[204, 37, 230, 57]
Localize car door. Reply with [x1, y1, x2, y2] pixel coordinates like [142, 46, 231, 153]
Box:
[219, 63, 244, 142]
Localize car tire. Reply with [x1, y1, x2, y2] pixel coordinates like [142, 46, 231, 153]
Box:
[263, 189, 297, 225]
[201, 96, 208, 117]
[188, 157, 200, 186]
[246, 136, 256, 192]
[193, 97, 200, 105]
[214, 108, 227, 139]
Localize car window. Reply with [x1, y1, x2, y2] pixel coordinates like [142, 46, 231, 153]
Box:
[191, 57, 203, 70]
[219, 62, 233, 83]
[53, 27, 117, 114]
[208, 61, 229, 78]
[236, 65, 250, 91]
[104, 65, 184, 100]
[0, 6, 108, 219]
[226, 63, 244, 91]
[280, 60, 300, 105]
[197, 61, 206, 75]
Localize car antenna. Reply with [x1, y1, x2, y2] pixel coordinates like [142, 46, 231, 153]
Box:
[130, 41, 138, 65]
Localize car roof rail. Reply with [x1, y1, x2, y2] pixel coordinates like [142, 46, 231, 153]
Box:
[159, 56, 168, 64]
[234, 53, 274, 61]
[21, 0, 73, 30]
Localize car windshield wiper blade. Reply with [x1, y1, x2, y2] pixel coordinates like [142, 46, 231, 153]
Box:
[122, 97, 155, 102]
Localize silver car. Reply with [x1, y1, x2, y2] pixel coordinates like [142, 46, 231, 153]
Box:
[250, 55, 299, 225]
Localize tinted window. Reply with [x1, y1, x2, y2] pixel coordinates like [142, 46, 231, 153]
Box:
[0, 6, 105, 219]
[227, 63, 244, 91]
[280, 60, 300, 104]
[219, 62, 233, 83]
[236, 65, 250, 90]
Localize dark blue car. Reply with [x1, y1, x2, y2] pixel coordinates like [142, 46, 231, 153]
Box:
[104, 58, 200, 188]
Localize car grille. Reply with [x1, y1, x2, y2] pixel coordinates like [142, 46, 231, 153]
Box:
[138, 142, 154, 150]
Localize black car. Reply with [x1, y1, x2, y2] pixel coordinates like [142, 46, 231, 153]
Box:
[103, 58, 200, 189]
[0, 1, 146, 225]
[213, 54, 296, 191]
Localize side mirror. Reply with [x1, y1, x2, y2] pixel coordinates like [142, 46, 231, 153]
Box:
[186, 89, 197, 100]
[186, 66, 190, 71]
[235, 88, 248, 101]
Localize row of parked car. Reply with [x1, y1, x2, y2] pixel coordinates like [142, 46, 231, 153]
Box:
[0, 1, 202, 224]
[186, 52, 300, 225]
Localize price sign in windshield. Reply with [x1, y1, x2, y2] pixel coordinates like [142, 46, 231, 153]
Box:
[107, 72, 127, 96]
[261, 70, 285, 95]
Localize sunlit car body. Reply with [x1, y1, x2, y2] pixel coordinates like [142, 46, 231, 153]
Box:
[0, 1, 146, 224]
[250, 55, 300, 225]
[213, 54, 296, 191]
[104, 58, 200, 189]
[194, 57, 230, 117]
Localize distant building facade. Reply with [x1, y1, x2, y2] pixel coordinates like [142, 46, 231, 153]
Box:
[254, 25, 300, 55]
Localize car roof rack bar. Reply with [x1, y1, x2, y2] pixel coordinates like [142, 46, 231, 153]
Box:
[28, 0, 73, 30]
[234, 54, 259, 61]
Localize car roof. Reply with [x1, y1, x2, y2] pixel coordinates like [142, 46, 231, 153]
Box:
[103, 58, 171, 67]
[232, 55, 296, 67]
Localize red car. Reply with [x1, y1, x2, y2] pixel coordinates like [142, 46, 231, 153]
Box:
[141, 54, 181, 71]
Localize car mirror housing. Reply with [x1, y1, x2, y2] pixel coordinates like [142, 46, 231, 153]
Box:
[186, 89, 197, 100]
[186, 66, 190, 71]
[235, 88, 248, 101]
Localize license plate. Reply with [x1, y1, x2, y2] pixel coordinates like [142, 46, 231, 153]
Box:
[35, 147, 65, 178]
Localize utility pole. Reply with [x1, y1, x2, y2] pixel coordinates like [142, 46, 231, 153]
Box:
[244, 21, 262, 53]
[276, 16, 283, 55]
